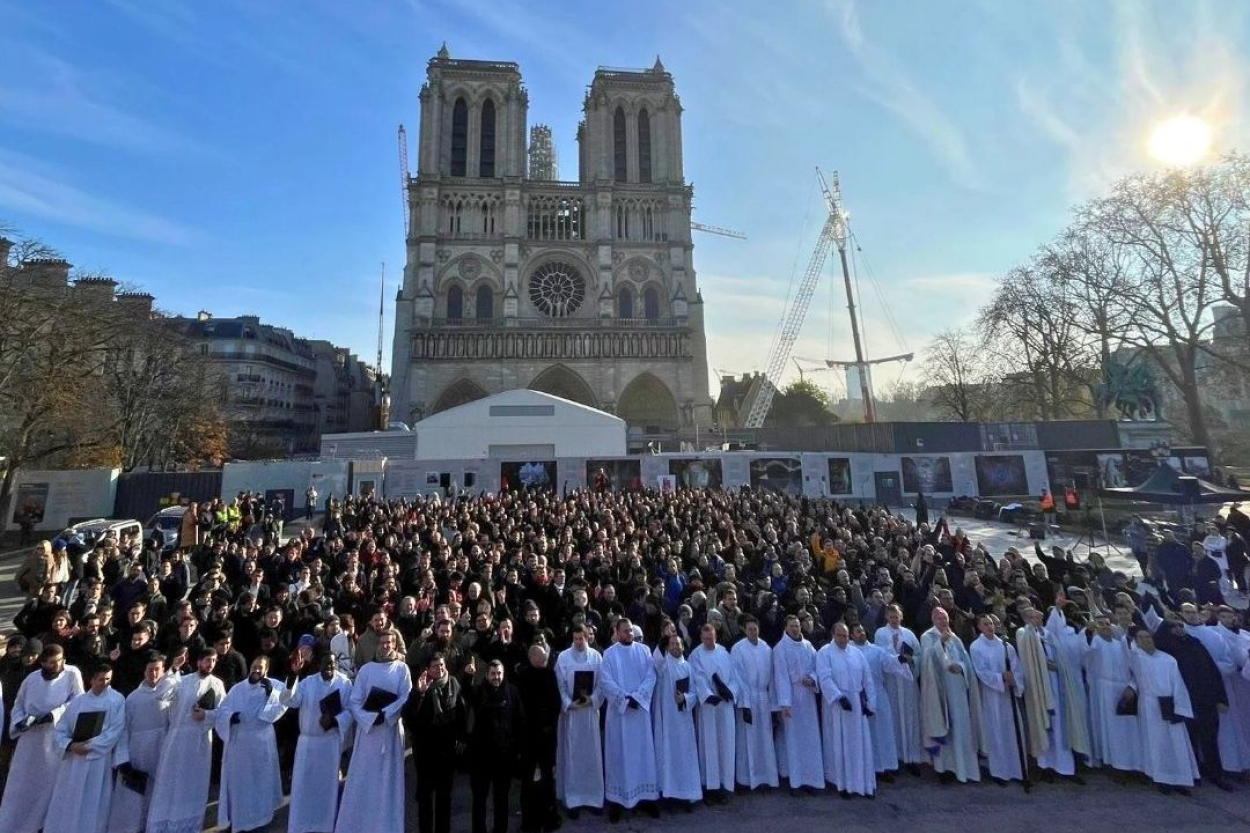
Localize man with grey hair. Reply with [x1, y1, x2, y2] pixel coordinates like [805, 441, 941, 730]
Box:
[517, 643, 560, 833]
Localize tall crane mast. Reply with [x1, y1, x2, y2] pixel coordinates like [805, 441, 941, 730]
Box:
[398, 124, 411, 235]
[744, 168, 847, 428]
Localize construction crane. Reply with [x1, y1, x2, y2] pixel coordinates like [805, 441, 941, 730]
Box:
[376, 263, 386, 374]
[691, 221, 747, 240]
[744, 168, 846, 428]
[398, 124, 411, 235]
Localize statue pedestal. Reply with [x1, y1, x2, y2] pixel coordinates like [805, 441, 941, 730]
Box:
[1116, 420, 1172, 449]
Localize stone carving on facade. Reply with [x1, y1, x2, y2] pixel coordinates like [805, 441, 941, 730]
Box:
[652, 252, 668, 265]
[612, 251, 625, 265]
[490, 249, 504, 263]
[627, 259, 650, 281]
[436, 249, 450, 262]
[413, 329, 690, 361]
[457, 256, 483, 280]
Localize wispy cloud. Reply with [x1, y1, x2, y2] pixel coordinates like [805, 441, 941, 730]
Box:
[0, 149, 197, 246]
[828, 0, 983, 191]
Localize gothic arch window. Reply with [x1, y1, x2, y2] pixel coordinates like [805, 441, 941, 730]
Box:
[446, 285, 463, 320]
[613, 106, 627, 183]
[476, 285, 494, 320]
[638, 108, 652, 183]
[450, 97, 468, 177]
[618, 287, 634, 319]
[479, 99, 496, 178]
[644, 286, 660, 319]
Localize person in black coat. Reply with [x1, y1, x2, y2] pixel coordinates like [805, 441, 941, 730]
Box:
[514, 645, 561, 833]
[408, 651, 468, 833]
[1150, 615, 1232, 789]
[469, 659, 525, 833]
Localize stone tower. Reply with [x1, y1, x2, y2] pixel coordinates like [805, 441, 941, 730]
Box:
[390, 49, 713, 440]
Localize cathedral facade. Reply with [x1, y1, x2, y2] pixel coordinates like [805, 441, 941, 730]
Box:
[390, 47, 713, 436]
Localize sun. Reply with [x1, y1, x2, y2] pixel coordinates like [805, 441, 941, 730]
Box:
[1147, 115, 1213, 166]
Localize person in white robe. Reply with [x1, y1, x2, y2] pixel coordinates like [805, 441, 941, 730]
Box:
[919, 607, 981, 783]
[107, 651, 176, 833]
[283, 653, 354, 833]
[1016, 607, 1085, 781]
[1130, 628, 1199, 794]
[1209, 606, 1250, 773]
[816, 623, 876, 797]
[852, 623, 900, 778]
[599, 619, 659, 820]
[215, 656, 288, 833]
[873, 605, 923, 771]
[773, 616, 824, 793]
[1082, 614, 1141, 773]
[969, 616, 1026, 783]
[687, 623, 739, 799]
[145, 647, 226, 833]
[336, 630, 411, 833]
[731, 616, 779, 789]
[43, 663, 127, 833]
[652, 635, 701, 806]
[0, 644, 85, 833]
[553, 625, 604, 814]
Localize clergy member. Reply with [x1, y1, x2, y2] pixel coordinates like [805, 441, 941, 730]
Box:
[215, 655, 287, 833]
[969, 615, 1026, 784]
[874, 604, 923, 773]
[774, 615, 824, 794]
[816, 623, 876, 798]
[1016, 608, 1084, 783]
[145, 646, 226, 833]
[687, 622, 739, 802]
[730, 615, 779, 790]
[852, 623, 900, 780]
[600, 619, 659, 821]
[284, 652, 354, 833]
[1082, 614, 1141, 774]
[44, 663, 127, 833]
[652, 635, 701, 808]
[1130, 627, 1199, 794]
[554, 625, 604, 816]
[919, 607, 981, 783]
[336, 630, 412, 833]
[107, 650, 176, 833]
[0, 643, 84, 833]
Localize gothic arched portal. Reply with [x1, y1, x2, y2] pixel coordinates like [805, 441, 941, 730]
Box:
[617, 372, 679, 432]
[529, 365, 599, 409]
[431, 378, 488, 414]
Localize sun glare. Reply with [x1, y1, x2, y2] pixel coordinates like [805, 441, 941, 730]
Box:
[1147, 115, 1213, 166]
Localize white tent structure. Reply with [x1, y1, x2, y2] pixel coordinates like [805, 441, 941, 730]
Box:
[412, 389, 626, 461]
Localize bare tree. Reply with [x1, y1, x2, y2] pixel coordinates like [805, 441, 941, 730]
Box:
[923, 329, 995, 421]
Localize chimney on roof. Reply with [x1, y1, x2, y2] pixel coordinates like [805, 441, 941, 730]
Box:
[20, 257, 72, 289]
[116, 291, 155, 316]
[0, 238, 12, 269]
[73, 275, 119, 303]
[197, 310, 212, 322]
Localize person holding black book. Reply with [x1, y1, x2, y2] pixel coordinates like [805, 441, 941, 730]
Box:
[687, 622, 739, 802]
[408, 652, 466, 833]
[283, 652, 354, 833]
[553, 624, 604, 816]
[43, 663, 126, 832]
[0, 643, 84, 833]
[816, 623, 876, 798]
[469, 659, 525, 833]
[516, 644, 562, 833]
[774, 615, 824, 794]
[145, 646, 226, 833]
[215, 656, 288, 833]
[1130, 627, 1200, 793]
[336, 629, 411, 833]
[599, 620, 660, 822]
[106, 650, 176, 833]
[653, 634, 701, 808]
[731, 615, 779, 791]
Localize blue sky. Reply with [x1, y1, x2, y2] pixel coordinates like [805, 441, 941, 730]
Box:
[2, 0, 1247, 398]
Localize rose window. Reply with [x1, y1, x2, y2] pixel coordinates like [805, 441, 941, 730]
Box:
[528, 261, 586, 318]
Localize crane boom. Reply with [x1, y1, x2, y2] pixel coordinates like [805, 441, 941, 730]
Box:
[690, 221, 747, 240]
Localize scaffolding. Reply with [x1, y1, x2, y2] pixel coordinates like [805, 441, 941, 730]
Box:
[528, 124, 558, 181]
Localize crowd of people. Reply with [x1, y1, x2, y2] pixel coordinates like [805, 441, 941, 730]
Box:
[2, 486, 1249, 833]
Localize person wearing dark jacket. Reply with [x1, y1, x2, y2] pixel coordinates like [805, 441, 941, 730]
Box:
[408, 651, 467, 833]
[1155, 531, 1193, 604]
[515, 644, 562, 833]
[469, 659, 525, 833]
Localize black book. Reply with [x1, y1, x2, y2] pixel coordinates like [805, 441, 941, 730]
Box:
[1115, 689, 1138, 717]
[859, 690, 874, 717]
[320, 689, 344, 718]
[573, 671, 595, 700]
[363, 687, 399, 713]
[900, 642, 914, 658]
[196, 688, 220, 711]
[120, 765, 149, 794]
[675, 676, 690, 711]
[1159, 695, 1179, 723]
[70, 710, 105, 744]
[711, 672, 734, 702]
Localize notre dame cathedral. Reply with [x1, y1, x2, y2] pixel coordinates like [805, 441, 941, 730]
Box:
[390, 45, 714, 437]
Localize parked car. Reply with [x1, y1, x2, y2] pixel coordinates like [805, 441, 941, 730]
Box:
[145, 506, 189, 554]
[69, 517, 145, 549]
